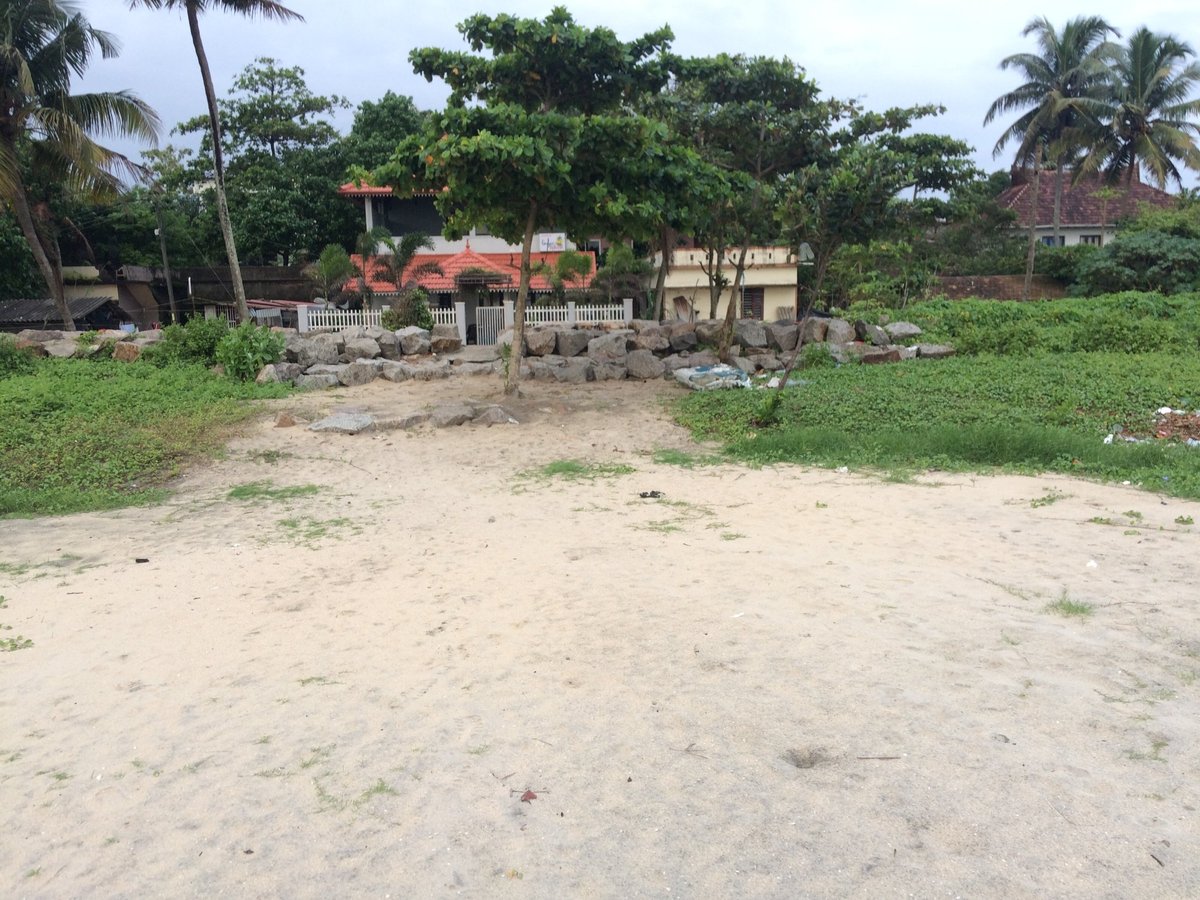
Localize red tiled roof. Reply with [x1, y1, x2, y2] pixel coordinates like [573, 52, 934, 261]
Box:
[337, 182, 439, 199]
[349, 246, 596, 295]
[338, 182, 394, 197]
[998, 171, 1175, 228]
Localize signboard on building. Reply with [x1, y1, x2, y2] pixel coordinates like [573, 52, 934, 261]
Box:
[538, 233, 567, 252]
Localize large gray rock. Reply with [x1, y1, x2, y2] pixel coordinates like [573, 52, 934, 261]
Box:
[430, 404, 476, 428]
[397, 326, 431, 355]
[454, 361, 500, 377]
[378, 361, 410, 382]
[800, 317, 828, 344]
[340, 325, 367, 340]
[376, 410, 429, 430]
[633, 326, 670, 353]
[309, 412, 376, 434]
[694, 320, 722, 345]
[42, 340, 80, 359]
[16, 329, 64, 345]
[430, 323, 462, 353]
[295, 373, 341, 391]
[556, 329, 593, 358]
[255, 363, 281, 384]
[732, 356, 757, 375]
[363, 325, 390, 342]
[734, 319, 768, 349]
[555, 358, 594, 383]
[132, 329, 163, 345]
[342, 337, 382, 362]
[748, 353, 782, 371]
[312, 331, 345, 352]
[626, 349, 666, 380]
[112, 342, 142, 363]
[670, 321, 700, 351]
[824, 318, 856, 344]
[293, 336, 340, 368]
[274, 362, 304, 383]
[767, 322, 799, 353]
[662, 350, 719, 371]
[339, 358, 385, 386]
[855, 321, 891, 347]
[524, 328, 558, 357]
[592, 362, 627, 381]
[405, 359, 452, 380]
[916, 343, 955, 359]
[473, 405, 519, 426]
[305, 363, 348, 377]
[885, 321, 923, 340]
[376, 332, 401, 359]
[587, 332, 629, 363]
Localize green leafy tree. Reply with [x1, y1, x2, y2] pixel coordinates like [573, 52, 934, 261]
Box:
[303, 243, 355, 302]
[593, 244, 652, 306]
[128, 0, 303, 324]
[345, 92, 429, 171]
[0, 0, 159, 329]
[534, 249, 592, 304]
[1081, 27, 1200, 187]
[393, 7, 676, 394]
[0, 213, 42, 300]
[984, 16, 1118, 242]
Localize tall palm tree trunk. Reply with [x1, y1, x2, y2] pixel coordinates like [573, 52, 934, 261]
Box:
[1051, 162, 1064, 245]
[505, 201, 538, 396]
[186, 5, 248, 323]
[1023, 164, 1042, 300]
[8, 176, 71, 330]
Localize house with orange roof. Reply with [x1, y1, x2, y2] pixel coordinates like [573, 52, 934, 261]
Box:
[997, 169, 1175, 248]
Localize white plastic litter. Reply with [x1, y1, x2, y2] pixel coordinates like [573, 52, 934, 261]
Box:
[673, 364, 752, 391]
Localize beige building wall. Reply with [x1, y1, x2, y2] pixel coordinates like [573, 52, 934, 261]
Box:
[657, 247, 798, 321]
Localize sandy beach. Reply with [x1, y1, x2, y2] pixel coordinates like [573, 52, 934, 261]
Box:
[2, 377, 1198, 898]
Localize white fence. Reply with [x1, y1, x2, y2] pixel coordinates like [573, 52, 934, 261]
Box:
[296, 299, 632, 346]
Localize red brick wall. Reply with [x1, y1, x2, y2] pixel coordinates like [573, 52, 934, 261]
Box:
[932, 275, 1067, 301]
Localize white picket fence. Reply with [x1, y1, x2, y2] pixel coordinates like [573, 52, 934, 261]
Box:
[304, 307, 384, 330]
[573, 304, 625, 323]
[430, 308, 456, 327]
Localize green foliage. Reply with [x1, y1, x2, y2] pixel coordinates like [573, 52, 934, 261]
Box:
[304, 243, 355, 301]
[900, 293, 1200, 354]
[382, 288, 434, 331]
[0, 335, 36, 378]
[1074, 231, 1200, 295]
[798, 342, 838, 369]
[344, 91, 429, 170]
[0, 360, 289, 516]
[675, 351, 1200, 498]
[215, 323, 285, 381]
[0, 212, 42, 300]
[143, 317, 231, 368]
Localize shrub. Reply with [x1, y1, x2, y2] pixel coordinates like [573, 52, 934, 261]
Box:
[143, 316, 231, 367]
[215, 322, 285, 381]
[953, 320, 1042, 356]
[1073, 311, 1178, 353]
[0, 336, 36, 378]
[798, 342, 837, 369]
[383, 287, 434, 331]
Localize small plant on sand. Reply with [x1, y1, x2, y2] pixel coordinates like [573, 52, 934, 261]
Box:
[1174, 515, 1193, 525]
[518, 459, 635, 485]
[1030, 489, 1068, 508]
[228, 481, 321, 502]
[1044, 591, 1094, 618]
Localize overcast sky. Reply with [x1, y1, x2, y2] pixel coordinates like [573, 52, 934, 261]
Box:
[76, 0, 1200, 188]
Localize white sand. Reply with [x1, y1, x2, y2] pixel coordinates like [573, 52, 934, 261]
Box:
[2, 378, 1198, 898]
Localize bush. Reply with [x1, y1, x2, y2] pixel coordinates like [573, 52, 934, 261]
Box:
[143, 316, 231, 367]
[1074, 231, 1200, 295]
[0, 335, 36, 378]
[383, 288, 434, 331]
[798, 342, 837, 369]
[215, 322, 285, 381]
[1072, 311, 1179, 353]
[952, 320, 1042, 356]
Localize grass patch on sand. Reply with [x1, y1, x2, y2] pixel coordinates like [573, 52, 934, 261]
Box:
[517, 459, 635, 487]
[228, 481, 321, 502]
[674, 352, 1200, 499]
[0, 359, 289, 517]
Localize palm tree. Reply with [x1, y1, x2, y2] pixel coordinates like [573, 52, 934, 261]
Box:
[372, 232, 443, 325]
[1080, 28, 1200, 188]
[985, 16, 1118, 243]
[128, 1, 302, 323]
[0, 0, 160, 330]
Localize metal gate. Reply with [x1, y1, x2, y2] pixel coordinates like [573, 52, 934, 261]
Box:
[476, 306, 505, 345]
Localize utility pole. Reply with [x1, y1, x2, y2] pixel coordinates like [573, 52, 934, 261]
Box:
[154, 197, 179, 324]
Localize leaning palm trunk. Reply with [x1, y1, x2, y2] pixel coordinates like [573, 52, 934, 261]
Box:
[8, 179, 72, 330]
[1051, 163, 1064, 245]
[186, 6, 249, 323]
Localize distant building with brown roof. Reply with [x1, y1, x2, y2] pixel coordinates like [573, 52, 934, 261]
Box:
[997, 169, 1176, 248]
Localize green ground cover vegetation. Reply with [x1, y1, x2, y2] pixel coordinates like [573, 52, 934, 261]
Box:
[676, 292, 1200, 498]
[0, 351, 289, 518]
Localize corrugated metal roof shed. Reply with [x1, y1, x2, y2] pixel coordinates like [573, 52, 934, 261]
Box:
[0, 296, 113, 327]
